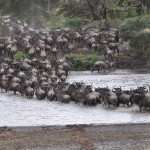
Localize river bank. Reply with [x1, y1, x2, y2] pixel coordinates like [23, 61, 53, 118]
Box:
[69, 53, 150, 71]
[115, 55, 150, 69]
[1, 124, 150, 150]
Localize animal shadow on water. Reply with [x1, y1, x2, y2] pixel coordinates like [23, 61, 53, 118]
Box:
[7, 92, 19, 97]
[134, 106, 150, 113]
[104, 105, 117, 110]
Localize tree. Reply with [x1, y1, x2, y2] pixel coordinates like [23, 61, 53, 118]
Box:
[59, 0, 145, 21]
[0, 0, 149, 25]
[0, 0, 59, 22]
[119, 14, 150, 59]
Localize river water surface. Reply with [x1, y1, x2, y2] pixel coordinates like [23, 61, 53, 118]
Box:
[1, 69, 150, 127]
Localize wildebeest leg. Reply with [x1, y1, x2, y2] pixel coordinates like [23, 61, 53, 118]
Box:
[98, 66, 100, 73]
[140, 106, 142, 111]
[101, 66, 104, 72]
[0, 49, 2, 56]
[109, 53, 113, 62]
[10, 52, 13, 60]
[116, 101, 119, 107]
[126, 102, 130, 107]
[103, 102, 106, 106]
[104, 54, 107, 60]
[92, 102, 96, 106]
[108, 102, 110, 107]
[102, 97, 107, 105]
[139, 101, 143, 111]
[112, 49, 116, 55]
[117, 47, 119, 56]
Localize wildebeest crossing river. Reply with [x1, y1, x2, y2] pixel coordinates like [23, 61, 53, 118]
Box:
[0, 69, 150, 127]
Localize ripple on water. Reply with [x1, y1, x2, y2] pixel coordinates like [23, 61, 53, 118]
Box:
[0, 70, 150, 126]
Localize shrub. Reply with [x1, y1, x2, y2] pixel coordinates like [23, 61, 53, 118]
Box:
[64, 17, 83, 29]
[119, 15, 150, 40]
[45, 16, 65, 28]
[131, 31, 150, 59]
[105, 18, 123, 29]
[121, 8, 137, 19]
[13, 51, 28, 60]
[71, 54, 102, 71]
[72, 58, 85, 71]
[45, 17, 82, 29]
[119, 15, 150, 59]
[84, 20, 105, 29]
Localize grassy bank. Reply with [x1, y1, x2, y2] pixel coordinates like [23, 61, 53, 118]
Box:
[70, 54, 103, 71]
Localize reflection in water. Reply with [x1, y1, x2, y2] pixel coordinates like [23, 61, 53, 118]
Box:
[0, 70, 150, 126]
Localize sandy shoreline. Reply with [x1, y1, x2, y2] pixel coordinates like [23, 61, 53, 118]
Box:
[1, 123, 150, 150]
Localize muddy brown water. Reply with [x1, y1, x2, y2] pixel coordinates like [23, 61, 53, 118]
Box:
[0, 69, 150, 127]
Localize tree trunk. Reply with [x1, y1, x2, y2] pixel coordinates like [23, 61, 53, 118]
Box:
[47, 0, 51, 19]
[85, 0, 107, 20]
[85, 0, 99, 20]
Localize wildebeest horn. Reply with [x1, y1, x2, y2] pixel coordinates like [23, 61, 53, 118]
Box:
[112, 89, 115, 92]
[113, 85, 116, 89]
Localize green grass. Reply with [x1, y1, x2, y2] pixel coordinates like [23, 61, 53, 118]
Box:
[64, 17, 83, 29]
[45, 16, 83, 29]
[45, 15, 66, 28]
[13, 51, 28, 60]
[70, 54, 103, 71]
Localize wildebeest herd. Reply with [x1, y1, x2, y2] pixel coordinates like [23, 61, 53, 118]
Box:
[0, 18, 120, 61]
[0, 18, 150, 112]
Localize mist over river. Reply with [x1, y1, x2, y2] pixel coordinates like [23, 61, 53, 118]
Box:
[1, 69, 150, 127]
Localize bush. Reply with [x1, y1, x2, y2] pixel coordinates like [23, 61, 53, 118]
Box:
[13, 51, 28, 60]
[121, 8, 137, 19]
[119, 15, 150, 40]
[119, 15, 150, 59]
[105, 18, 123, 29]
[84, 20, 105, 29]
[72, 59, 85, 71]
[64, 17, 83, 29]
[45, 16, 65, 28]
[71, 54, 102, 71]
[45, 17, 83, 29]
[131, 31, 150, 59]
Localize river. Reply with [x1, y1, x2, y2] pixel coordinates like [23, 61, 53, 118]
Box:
[0, 69, 150, 127]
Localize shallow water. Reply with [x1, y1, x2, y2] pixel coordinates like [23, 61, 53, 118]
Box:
[0, 69, 150, 127]
[67, 70, 150, 90]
